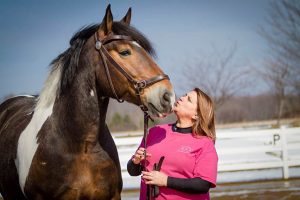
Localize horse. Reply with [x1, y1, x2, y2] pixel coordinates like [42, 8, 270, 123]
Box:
[0, 5, 175, 200]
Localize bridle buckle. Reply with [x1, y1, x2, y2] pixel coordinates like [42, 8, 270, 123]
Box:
[95, 41, 102, 50]
[135, 80, 147, 89]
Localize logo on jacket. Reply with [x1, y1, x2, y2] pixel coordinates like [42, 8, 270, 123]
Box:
[177, 145, 192, 153]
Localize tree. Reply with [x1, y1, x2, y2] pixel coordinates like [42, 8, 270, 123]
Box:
[181, 44, 251, 109]
[258, 0, 300, 125]
[255, 59, 290, 125]
[108, 112, 138, 131]
[259, 0, 300, 93]
[109, 113, 123, 131]
[123, 114, 137, 130]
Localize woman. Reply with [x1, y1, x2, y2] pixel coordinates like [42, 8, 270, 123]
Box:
[127, 88, 218, 200]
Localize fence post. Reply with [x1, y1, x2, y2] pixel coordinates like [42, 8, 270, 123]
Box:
[281, 126, 289, 179]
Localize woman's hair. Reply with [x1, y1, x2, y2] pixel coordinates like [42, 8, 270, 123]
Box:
[192, 88, 216, 141]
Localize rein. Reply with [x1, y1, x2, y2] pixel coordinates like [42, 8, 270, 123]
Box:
[144, 112, 151, 200]
[144, 113, 164, 200]
[94, 33, 169, 111]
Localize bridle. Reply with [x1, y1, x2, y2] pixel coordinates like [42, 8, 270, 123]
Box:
[94, 32, 169, 112]
[95, 32, 169, 200]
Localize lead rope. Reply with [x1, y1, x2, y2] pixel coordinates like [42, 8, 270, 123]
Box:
[143, 112, 151, 200]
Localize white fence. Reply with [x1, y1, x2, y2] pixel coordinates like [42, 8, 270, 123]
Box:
[113, 127, 300, 190]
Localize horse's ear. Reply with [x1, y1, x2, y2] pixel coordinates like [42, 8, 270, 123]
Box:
[99, 4, 113, 35]
[121, 7, 131, 25]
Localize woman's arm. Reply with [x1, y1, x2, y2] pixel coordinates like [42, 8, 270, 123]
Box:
[167, 176, 211, 194]
[127, 147, 151, 176]
[142, 171, 211, 194]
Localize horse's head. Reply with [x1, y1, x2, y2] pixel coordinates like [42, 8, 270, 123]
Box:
[88, 5, 175, 117]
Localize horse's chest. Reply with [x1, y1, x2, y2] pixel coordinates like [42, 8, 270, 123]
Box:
[25, 149, 120, 199]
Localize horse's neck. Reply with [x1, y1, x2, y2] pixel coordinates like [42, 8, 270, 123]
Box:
[52, 68, 109, 151]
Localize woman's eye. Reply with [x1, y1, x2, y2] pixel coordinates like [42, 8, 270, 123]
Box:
[119, 49, 131, 56]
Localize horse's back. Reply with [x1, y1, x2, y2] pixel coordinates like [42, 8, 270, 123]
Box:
[0, 95, 36, 200]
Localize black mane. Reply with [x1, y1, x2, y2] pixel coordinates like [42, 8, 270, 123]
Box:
[51, 22, 156, 95]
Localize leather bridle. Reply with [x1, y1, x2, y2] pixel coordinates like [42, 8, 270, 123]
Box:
[94, 33, 169, 112]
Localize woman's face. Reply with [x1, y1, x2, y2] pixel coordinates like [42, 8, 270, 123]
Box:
[173, 91, 198, 120]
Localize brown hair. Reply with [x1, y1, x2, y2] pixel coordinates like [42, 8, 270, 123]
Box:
[192, 88, 216, 141]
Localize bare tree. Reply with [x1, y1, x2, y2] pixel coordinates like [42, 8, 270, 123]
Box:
[181, 44, 251, 109]
[258, 58, 290, 125]
[258, 0, 300, 125]
[259, 0, 300, 93]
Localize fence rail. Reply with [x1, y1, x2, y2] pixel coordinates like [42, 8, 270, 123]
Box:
[113, 127, 300, 190]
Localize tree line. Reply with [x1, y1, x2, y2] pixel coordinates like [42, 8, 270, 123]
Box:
[105, 92, 300, 131]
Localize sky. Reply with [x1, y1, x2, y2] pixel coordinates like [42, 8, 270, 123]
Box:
[0, 0, 271, 99]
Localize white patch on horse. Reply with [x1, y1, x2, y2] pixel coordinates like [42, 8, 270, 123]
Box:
[170, 92, 176, 110]
[90, 90, 95, 97]
[26, 111, 33, 116]
[16, 65, 62, 193]
[132, 41, 142, 48]
[16, 95, 35, 98]
[5, 95, 36, 101]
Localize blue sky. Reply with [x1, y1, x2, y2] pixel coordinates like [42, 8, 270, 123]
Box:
[0, 0, 271, 99]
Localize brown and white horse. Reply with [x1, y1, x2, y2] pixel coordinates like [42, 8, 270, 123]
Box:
[0, 5, 175, 200]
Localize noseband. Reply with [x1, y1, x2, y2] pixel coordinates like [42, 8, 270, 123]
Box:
[94, 33, 169, 112]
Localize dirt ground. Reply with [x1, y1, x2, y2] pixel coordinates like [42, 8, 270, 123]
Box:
[1, 179, 299, 199]
[210, 178, 300, 200]
[121, 178, 300, 200]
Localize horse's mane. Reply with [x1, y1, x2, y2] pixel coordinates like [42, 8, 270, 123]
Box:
[51, 22, 156, 96]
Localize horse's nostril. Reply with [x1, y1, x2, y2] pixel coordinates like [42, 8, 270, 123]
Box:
[162, 91, 171, 106]
[163, 92, 170, 102]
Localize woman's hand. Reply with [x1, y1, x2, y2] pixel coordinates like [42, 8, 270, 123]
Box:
[132, 147, 151, 164]
[142, 170, 168, 187]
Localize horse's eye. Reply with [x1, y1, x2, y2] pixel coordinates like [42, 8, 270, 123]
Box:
[119, 49, 131, 57]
